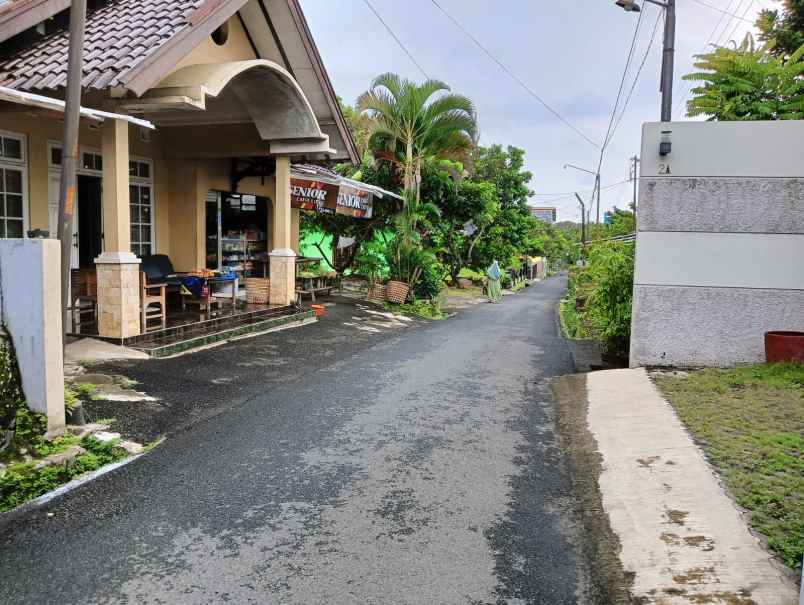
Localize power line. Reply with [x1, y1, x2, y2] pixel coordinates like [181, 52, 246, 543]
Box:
[610, 8, 663, 139]
[361, 0, 429, 79]
[688, 0, 755, 22]
[724, 0, 756, 44]
[601, 4, 646, 153]
[428, 0, 601, 150]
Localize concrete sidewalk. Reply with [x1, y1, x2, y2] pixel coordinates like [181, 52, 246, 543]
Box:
[587, 368, 798, 605]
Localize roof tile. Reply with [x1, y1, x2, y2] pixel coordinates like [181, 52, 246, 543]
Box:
[0, 0, 205, 91]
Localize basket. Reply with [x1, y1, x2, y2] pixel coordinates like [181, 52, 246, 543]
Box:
[366, 283, 387, 303]
[245, 277, 270, 304]
[386, 280, 410, 304]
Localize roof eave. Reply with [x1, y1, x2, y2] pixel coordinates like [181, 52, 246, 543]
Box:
[0, 0, 70, 44]
[286, 0, 359, 165]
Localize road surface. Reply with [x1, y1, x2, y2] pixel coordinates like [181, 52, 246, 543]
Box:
[0, 275, 599, 604]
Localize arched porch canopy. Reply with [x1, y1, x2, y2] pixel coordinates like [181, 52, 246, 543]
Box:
[116, 60, 335, 156]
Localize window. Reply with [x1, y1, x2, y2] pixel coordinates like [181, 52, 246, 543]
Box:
[0, 132, 26, 238]
[129, 158, 153, 256]
[50, 145, 62, 167]
[81, 151, 102, 172]
[0, 167, 24, 238]
[129, 159, 150, 179]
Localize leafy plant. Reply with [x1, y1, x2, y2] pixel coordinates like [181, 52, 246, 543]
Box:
[583, 242, 635, 357]
[683, 37, 804, 120]
[0, 436, 128, 512]
[357, 73, 477, 201]
[756, 0, 804, 57]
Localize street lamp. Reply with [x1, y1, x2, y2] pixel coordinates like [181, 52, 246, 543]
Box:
[615, 0, 675, 122]
[564, 163, 601, 225]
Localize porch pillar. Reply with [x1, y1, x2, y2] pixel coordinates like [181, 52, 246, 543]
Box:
[269, 155, 296, 306]
[95, 118, 141, 338]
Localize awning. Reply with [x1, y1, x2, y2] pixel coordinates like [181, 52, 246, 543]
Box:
[0, 86, 155, 130]
[290, 163, 402, 220]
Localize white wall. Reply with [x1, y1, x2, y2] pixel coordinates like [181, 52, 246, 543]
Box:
[0, 239, 65, 432]
[631, 121, 804, 368]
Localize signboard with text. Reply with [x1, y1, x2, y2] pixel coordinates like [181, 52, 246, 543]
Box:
[290, 178, 337, 214]
[336, 185, 373, 219]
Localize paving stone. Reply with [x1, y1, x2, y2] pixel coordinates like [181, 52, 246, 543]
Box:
[118, 441, 144, 455]
[67, 423, 111, 439]
[34, 445, 86, 469]
[92, 431, 122, 444]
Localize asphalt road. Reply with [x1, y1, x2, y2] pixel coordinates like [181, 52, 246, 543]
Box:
[0, 275, 597, 604]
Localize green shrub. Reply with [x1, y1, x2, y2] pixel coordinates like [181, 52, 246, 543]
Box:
[412, 251, 445, 302]
[583, 242, 635, 357]
[0, 436, 127, 512]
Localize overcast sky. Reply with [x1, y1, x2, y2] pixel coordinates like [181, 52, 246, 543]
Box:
[300, 0, 764, 222]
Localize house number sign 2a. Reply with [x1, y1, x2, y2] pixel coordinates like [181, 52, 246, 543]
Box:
[657, 163, 672, 175]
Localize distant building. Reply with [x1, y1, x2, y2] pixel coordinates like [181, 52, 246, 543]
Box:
[529, 207, 557, 224]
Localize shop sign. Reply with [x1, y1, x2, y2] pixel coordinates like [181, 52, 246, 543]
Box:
[336, 185, 373, 219]
[290, 178, 337, 213]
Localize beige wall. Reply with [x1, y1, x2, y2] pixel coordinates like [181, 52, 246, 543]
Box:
[0, 110, 171, 255]
[172, 16, 257, 73]
[166, 157, 278, 272]
[0, 108, 293, 273]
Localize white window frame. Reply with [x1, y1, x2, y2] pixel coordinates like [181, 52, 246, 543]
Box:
[129, 156, 155, 255]
[0, 129, 28, 238]
[78, 146, 103, 176]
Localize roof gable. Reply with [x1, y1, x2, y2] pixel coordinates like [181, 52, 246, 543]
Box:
[0, 0, 357, 161]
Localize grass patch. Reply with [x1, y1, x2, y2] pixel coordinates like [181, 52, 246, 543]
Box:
[384, 300, 445, 320]
[457, 267, 484, 280]
[654, 363, 804, 570]
[559, 297, 590, 339]
[0, 436, 128, 512]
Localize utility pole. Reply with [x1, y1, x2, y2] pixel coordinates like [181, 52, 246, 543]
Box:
[629, 155, 640, 219]
[660, 0, 676, 122]
[57, 0, 87, 349]
[574, 193, 587, 256]
[615, 0, 675, 122]
[594, 172, 601, 225]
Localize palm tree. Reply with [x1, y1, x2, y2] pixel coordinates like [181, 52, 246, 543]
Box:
[356, 73, 477, 201]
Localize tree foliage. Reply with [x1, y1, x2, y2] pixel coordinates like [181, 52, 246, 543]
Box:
[683, 37, 804, 120]
[357, 73, 477, 199]
[756, 0, 804, 57]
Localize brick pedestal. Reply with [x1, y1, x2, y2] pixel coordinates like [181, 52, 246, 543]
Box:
[269, 249, 296, 306]
[95, 252, 141, 338]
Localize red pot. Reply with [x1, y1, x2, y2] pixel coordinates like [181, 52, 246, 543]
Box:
[764, 331, 804, 363]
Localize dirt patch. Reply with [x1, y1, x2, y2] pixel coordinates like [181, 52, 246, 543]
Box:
[686, 589, 757, 605]
[672, 566, 715, 585]
[659, 532, 715, 551]
[637, 455, 661, 468]
[664, 509, 689, 526]
[552, 374, 635, 604]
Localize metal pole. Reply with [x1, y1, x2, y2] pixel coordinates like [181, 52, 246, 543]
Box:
[660, 0, 675, 121]
[631, 156, 638, 209]
[57, 0, 87, 350]
[574, 193, 586, 251]
[595, 172, 601, 225]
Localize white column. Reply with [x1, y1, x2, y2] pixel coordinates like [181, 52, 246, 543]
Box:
[269, 156, 296, 305]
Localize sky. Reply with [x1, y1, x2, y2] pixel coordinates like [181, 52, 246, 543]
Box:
[300, 0, 765, 223]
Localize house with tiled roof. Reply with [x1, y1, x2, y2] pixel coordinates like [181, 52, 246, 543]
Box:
[0, 0, 358, 341]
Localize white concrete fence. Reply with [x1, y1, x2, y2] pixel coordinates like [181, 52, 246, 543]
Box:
[0, 238, 65, 433]
[630, 121, 804, 368]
